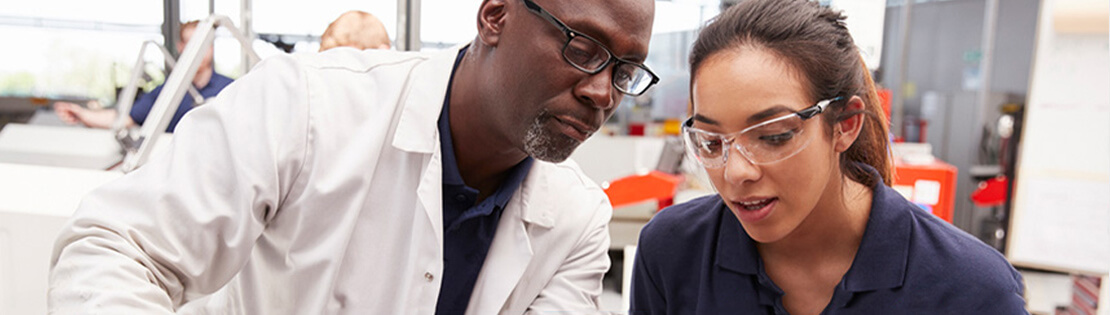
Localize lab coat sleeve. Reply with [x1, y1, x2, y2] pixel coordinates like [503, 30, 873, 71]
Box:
[48, 54, 311, 314]
[526, 198, 612, 314]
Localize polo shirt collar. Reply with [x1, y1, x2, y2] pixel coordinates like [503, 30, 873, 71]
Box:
[437, 46, 533, 211]
[840, 163, 911, 292]
[713, 163, 911, 293]
[715, 198, 761, 276]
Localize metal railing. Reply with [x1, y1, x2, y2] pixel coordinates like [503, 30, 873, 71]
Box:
[119, 14, 260, 172]
[111, 40, 205, 150]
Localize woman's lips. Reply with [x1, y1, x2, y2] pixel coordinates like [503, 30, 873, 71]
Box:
[731, 197, 777, 223]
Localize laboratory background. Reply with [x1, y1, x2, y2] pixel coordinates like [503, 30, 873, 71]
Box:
[0, 0, 1107, 314]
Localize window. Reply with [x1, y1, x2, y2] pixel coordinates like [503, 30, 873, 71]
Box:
[0, 1, 162, 102]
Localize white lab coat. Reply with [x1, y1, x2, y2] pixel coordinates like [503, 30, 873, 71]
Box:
[50, 46, 613, 314]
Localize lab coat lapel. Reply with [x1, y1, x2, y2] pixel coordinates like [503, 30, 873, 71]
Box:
[391, 45, 463, 154]
[466, 166, 557, 314]
[392, 46, 466, 251]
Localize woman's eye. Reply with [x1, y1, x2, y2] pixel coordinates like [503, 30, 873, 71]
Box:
[759, 131, 795, 146]
[699, 138, 725, 154]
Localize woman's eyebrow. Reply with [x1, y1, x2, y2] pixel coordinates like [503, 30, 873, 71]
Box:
[747, 105, 795, 124]
[692, 113, 720, 125]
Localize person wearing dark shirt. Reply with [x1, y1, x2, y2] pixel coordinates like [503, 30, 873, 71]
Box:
[54, 20, 232, 133]
[127, 72, 231, 132]
[630, 0, 1028, 314]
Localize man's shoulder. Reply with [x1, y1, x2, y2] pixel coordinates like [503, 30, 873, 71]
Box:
[211, 73, 234, 86]
[532, 158, 604, 193]
[524, 159, 609, 215]
[295, 48, 435, 73]
[514, 159, 611, 238]
[205, 73, 235, 94]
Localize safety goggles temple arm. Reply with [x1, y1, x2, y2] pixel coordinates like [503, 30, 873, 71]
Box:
[798, 97, 843, 120]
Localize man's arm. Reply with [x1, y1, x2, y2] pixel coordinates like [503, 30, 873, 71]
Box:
[49, 55, 311, 313]
[53, 101, 133, 129]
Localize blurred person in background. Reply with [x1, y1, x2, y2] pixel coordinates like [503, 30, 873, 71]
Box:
[53, 20, 233, 133]
[319, 10, 391, 51]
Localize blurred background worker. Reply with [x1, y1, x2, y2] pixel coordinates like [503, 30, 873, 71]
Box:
[52, 20, 233, 133]
[319, 10, 391, 52]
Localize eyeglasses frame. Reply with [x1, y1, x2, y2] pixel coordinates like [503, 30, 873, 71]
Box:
[520, 0, 660, 96]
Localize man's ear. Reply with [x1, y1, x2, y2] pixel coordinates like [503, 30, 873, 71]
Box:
[476, 0, 508, 47]
[833, 95, 866, 153]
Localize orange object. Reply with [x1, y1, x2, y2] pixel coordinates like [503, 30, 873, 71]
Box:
[877, 88, 892, 123]
[603, 171, 682, 210]
[893, 159, 958, 223]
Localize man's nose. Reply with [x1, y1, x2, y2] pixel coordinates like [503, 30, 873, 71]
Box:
[573, 67, 615, 110]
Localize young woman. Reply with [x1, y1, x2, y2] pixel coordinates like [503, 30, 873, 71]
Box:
[629, 0, 1028, 314]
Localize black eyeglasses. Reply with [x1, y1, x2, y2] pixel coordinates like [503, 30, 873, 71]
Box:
[521, 0, 659, 96]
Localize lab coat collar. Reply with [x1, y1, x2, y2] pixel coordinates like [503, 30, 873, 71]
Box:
[391, 44, 469, 154]
[410, 44, 471, 260]
[511, 163, 558, 229]
[463, 162, 561, 314]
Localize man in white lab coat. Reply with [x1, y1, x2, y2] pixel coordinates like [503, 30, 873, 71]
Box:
[49, 0, 658, 314]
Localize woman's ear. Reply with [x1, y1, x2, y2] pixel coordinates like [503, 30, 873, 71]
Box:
[833, 96, 866, 153]
[476, 0, 508, 47]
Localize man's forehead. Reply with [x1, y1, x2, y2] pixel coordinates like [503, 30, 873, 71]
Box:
[541, 0, 654, 58]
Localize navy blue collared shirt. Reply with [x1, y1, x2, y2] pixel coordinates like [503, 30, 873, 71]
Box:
[434, 47, 534, 315]
[630, 164, 1028, 314]
[130, 72, 233, 132]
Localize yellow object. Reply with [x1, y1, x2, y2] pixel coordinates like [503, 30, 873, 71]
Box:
[661, 119, 682, 136]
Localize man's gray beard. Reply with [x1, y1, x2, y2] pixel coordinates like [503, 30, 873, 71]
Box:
[523, 110, 581, 163]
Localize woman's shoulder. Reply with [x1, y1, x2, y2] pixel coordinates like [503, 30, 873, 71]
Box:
[899, 201, 1025, 295]
[860, 184, 1027, 311]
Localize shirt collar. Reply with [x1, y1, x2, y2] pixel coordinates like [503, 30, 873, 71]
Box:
[437, 46, 534, 209]
[840, 163, 911, 292]
[438, 47, 468, 187]
[714, 163, 911, 293]
[715, 197, 761, 275]
[490, 159, 533, 209]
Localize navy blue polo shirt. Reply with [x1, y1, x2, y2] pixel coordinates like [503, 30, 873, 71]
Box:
[630, 164, 1028, 314]
[130, 72, 233, 132]
[434, 47, 534, 315]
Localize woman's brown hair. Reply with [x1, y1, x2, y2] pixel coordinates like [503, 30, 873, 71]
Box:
[689, 0, 893, 186]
